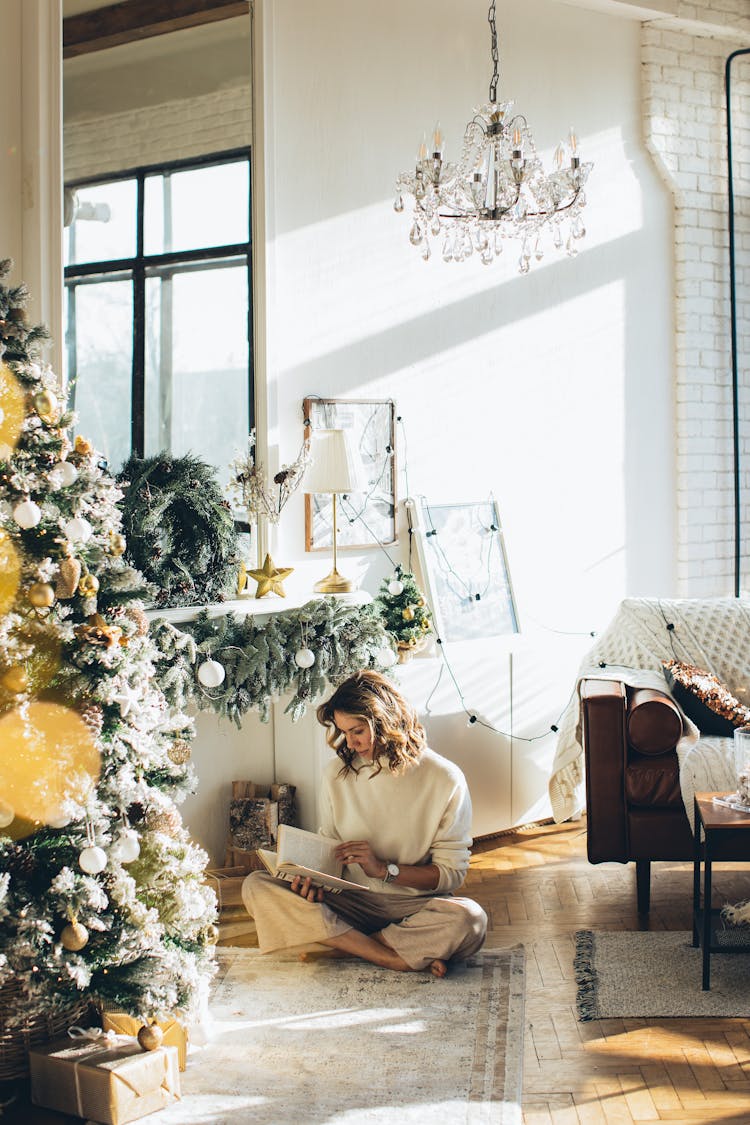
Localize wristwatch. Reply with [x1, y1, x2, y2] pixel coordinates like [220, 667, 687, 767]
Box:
[383, 862, 400, 883]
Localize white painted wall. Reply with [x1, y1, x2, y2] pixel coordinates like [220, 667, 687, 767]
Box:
[263, 0, 676, 624]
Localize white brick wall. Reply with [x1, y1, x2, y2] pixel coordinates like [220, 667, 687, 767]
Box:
[64, 84, 251, 181]
[642, 8, 750, 596]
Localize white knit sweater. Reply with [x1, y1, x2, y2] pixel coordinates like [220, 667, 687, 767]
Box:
[318, 747, 473, 897]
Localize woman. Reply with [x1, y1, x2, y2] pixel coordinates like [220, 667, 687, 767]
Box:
[242, 670, 487, 976]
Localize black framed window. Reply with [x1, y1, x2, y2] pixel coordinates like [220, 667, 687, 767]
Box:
[64, 148, 253, 485]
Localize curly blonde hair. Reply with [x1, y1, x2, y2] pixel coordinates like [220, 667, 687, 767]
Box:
[316, 670, 426, 776]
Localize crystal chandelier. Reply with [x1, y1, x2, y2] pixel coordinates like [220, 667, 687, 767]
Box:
[394, 1, 592, 271]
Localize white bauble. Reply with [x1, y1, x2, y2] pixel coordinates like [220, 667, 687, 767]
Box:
[50, 461, 78, 488]
[197, 659, 225, 688]
[113, 829, 140, 864]
[47, 812, 72, 829]
[64, 516, 93, 543]
[0, 800, 15, 828]
[294, 647, 316, 669]
[377, 645, 398, 668]
[79, 845, 107, 874]
[388, 579, 404, 596]
[13, 499, 42, 529]
[0, 442, 12, 462]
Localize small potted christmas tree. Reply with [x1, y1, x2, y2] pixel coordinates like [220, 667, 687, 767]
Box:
[374, 568, 432, 662]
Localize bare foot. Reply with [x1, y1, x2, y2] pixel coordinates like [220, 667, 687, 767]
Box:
[430, 959, 447, 978]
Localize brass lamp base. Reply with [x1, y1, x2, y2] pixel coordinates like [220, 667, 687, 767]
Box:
[313, 567, 353, 594]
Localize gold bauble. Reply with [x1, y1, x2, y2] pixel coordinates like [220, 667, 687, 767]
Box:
[60, 920, 89, 951]
[33, 388, 59, 423]
[109, 532, 126, 557]
[137, 1023, 164, 1052]
[74, 435, 93, 457]
[421, 618, 431, 630]
[402, 606, 416, 622]
[148, 807, 182, 836]
[78, 573, 100, 598]
[167, 740, 192, 765]
[417, 598, 426, 607]
[28, 581, 55, 608]
[203, 923, 220, 946]
[1, 666, 28, 694]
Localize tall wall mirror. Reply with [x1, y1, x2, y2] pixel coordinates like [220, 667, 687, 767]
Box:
[62, 0, 254, 488]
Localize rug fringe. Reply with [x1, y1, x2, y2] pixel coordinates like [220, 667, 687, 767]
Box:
[573, 929, 598, 1022]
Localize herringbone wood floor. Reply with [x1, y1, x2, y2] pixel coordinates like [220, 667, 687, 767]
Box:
[466, 818, 750, 1125]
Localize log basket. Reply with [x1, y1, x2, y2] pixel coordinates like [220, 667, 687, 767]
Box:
[0, 977, 90, 1081]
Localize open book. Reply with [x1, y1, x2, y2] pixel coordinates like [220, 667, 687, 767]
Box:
[256, 824, 366, 894]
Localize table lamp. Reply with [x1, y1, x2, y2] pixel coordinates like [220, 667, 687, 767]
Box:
[305, 428, 361, 594]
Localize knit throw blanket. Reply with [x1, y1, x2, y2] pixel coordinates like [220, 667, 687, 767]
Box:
[548, 597, 750, 827]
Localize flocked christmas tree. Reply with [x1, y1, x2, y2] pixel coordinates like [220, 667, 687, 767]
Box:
[0, 260, 216, 1035]
[374, 568, 432, 656]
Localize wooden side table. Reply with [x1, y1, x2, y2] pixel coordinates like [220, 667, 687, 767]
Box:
[692, 791, 750, 989]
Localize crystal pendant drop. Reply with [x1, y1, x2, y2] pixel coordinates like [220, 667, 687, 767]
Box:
[393, 194, 404, 213]
[518, 255, 530, 275]
[494, 231, 503, 254]
[442, 236, 453, 262]
[422, 240, 431, 261]
[409, 222, 423, 247]
[553, 225, 563, 250]
[572, 216, 586, 239]
[521, 238, 531, 263]
[481, 247, 493, 265]
[566, 233, 578, 257]
[534, 238, 544, 261]
[430, 214, 441, 237]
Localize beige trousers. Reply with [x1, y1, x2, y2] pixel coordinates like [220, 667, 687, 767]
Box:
[242, 871, 488, 971]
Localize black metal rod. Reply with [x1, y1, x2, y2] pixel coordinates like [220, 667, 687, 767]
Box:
[726, 48, 750, 598]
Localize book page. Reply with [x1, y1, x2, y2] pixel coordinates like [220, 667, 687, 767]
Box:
[277, 825, 342, 877]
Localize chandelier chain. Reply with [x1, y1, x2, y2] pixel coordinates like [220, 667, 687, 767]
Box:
[488, 0, 499, 103]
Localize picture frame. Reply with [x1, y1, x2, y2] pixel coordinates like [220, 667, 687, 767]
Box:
[409, 496, 520, 642]
[303, 397, 397, 551]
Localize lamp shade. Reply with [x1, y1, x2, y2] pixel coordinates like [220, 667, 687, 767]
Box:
[305, 429, 362, 494]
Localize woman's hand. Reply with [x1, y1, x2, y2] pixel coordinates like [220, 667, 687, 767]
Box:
[290, 875, 324, 902]
[334, 840, 385, 879]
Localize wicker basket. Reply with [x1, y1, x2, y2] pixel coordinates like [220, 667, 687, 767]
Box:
[0, 977, 91, 1081]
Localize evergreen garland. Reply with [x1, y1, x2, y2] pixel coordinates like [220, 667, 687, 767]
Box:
[151, 598, 396, 725]
[118, 452, 239, 608]
[375, 570, 433, 649]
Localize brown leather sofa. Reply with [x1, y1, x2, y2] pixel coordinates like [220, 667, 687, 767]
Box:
[581, 678, 694, 913]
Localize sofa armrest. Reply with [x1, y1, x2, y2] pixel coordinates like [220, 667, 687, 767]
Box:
[581, 678, 628, 863]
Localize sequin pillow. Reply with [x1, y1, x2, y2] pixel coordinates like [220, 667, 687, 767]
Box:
[662, 659, 750, 736]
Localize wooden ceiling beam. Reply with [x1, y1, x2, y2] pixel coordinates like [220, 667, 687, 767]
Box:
[63, 0, 250, 58]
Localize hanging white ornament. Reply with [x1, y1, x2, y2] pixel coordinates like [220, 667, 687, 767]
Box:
[13, 499, 42, 529]
[388, 579, 404, 596]
[294, 647, 316, 669]
[113, 682, 139, 718]
[64, 516, 93, 543]
[377, 645, 398, 668]
[79, 845, 107, 874]
[197, 659, 226, 688]
[49, 461, 78, 489]
[60, 921, 89, 951]
[0, 800, 15, 828]
[113, 828, 140, 864]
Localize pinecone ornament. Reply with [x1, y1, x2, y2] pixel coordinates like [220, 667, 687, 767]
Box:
[79, 702, 104, 738]
[55, 554, 82, 600]
[125, 606, 150, 638]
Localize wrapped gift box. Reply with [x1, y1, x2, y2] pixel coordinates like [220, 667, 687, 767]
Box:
[29, 1034, 180, 1124]
[101, 1009, 188, 1071]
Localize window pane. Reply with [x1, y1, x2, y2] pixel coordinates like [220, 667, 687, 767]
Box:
[64, 180, 137, 267]
[144, 161, 249, 255]
[67, 279, 133, 472]
[144, 263, 249, 486]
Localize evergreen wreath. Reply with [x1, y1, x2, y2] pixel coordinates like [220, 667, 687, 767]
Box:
[118, 452, 239, 608]
[155, 597, 396, 724]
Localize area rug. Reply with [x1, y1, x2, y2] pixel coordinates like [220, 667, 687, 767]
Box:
[149, 945, 525, 1124]
[574, 930, 750, 1020]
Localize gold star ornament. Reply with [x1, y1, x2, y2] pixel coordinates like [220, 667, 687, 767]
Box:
[248, 554, 294, 598]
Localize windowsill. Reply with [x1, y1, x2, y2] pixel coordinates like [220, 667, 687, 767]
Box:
[144, 588, 372, 625]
